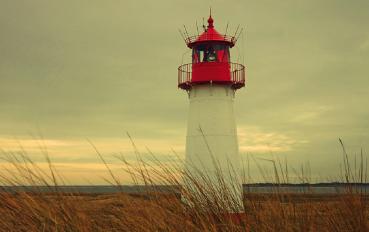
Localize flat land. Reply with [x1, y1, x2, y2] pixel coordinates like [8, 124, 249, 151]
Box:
[0, 192, 368, 231]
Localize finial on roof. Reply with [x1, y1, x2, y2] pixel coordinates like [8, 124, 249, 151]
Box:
[207, 8, 214, 29]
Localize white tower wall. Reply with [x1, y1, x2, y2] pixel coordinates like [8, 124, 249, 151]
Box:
[184, 84, 243, 209]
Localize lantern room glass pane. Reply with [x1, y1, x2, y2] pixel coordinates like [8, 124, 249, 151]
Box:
[192, 44, 230, 63]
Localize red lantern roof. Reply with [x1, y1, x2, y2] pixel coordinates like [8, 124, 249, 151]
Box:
[178, 14, 246, 91]
[185, 16, 237, 48]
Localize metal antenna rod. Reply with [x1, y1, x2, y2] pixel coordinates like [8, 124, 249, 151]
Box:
[202, 17, 206, 31]
[235, 27, 244, 42]
[196, 20, 200, 36]
[178, 29, 186, 43]
[233, 24, 240, 38]
[225, 22, 229, 36]
[183, 25, 190, 39]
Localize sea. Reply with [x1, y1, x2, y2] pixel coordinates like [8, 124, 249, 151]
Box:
[2, 183, 369, 194]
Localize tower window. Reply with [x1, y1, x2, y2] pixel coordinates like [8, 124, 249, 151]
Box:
[192, 44, 230, 63]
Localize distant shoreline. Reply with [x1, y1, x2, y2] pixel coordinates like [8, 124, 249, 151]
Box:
[1, 183, 369, 194]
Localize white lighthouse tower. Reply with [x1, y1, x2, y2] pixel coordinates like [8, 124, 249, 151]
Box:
[178, 14, 245, 209]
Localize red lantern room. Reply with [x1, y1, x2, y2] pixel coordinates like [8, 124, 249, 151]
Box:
[178, 15, 246, 90]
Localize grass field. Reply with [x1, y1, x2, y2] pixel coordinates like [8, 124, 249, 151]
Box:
[0, 191, 368, 231]
[0, 139, 368, 231]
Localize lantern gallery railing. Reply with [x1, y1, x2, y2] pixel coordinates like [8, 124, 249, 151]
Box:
[178, 62, 246, 90]
[178, 63, 192, 90]
[184, 34, 237, 47]
[230, 62, 246, 89]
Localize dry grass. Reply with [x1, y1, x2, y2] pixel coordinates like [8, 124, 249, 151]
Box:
[0, 139, 368, 231]
[0, 189, 368, 231]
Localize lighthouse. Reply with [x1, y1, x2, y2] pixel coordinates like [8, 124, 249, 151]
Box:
[178, 14, 245, 209]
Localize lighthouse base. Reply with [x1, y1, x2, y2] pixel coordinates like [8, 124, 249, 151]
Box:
[182, 84, 243, 212]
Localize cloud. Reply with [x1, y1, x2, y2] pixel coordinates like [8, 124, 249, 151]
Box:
[290, 105, 332, 123]
[0, 0, 368, 182]
[0, 136, 184, 163]
[238, 126, 308, 153]
[0, 136, 185, 184]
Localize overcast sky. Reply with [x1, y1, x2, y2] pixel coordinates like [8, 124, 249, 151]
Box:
[0, 0, 368, 184]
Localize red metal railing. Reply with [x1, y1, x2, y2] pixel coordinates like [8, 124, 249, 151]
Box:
[178, 62, 246, 90]
[178, 63, 192, 90]
[230, 62, 246, 89]
[185, 35, 237, 46]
